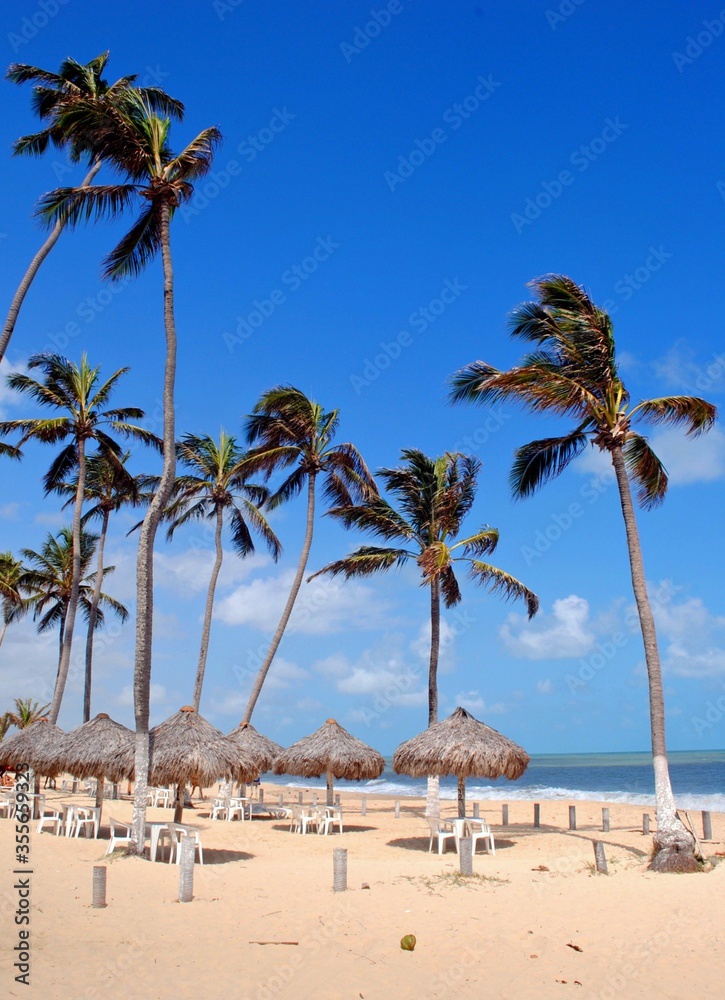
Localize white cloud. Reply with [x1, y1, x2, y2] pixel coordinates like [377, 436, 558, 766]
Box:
[451, 690, 506, 715]
[652, 342, 725, 395]
[500, 595, 595, 660]
[649, 426, 725, 485]
[115, 682, 170, 708]
[311, 640, 427, 708]
[410, 617, 459, 673]
[648, 593, 725, 678]
[154, 547, 271, 597]
[0, 502, 20, 520]
[0, 355, 27, 418]
[536, 678, 554, 694]
[214, 570, 387, 635]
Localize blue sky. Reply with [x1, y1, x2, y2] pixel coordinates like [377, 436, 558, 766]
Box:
[0, 0, 724, 754]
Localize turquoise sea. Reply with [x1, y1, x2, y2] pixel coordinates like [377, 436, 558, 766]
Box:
[262, 750, 725, 812]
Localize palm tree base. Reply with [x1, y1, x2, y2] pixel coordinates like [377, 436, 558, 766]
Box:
[648, 829, 699, 873]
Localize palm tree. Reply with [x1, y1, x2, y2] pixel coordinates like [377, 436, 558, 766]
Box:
[0, 552, 33, 649]
[55, 452, 157, 722]
[240, 386, 377, 724]
[0, 353, 156, 725]
[1, 52, 183, 365]
[22, 527, 128, 672]
[4, 698, 50, 730]
[164, 430, 281, 710]
[311, 448, 538, 816]
[37, 92, 221, 851]
[449, 273, 717, 872]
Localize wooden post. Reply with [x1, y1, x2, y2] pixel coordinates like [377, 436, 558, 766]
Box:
[361, 795, 367, 816]
[334, 793, 340, 807]
[593, 841, 608, 875]
[297, 790, 303, 805]
[472, 802, 479, 819]
[702, 811, 713, 841]
[333, 848, 347, 892]
[534, 803, 540, 828]
[457, 775, 466, 819]
[643, 813, 650, 835]
[312, 793, 318, 807]
[502, 804, 508, 826]
[394, 800, 400, 819]
[278, 793, 284, 807]
[259, 788, 264, 804]
[178, 836, 195, 903]
[569, 805, 577, 831]
[602, 807, 610, 832]
[459, 837, 473, 876]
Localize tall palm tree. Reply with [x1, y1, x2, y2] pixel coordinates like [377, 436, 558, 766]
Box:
[22, 527, 128, 673]
[164, 430, 281, 711]
[0, 353, 157, 724]
[449, 273, 717, 872]
[240, 386, 377, 724]
[1, 52, 183, 365]
[37, 92, 221, 851]
[56, 452, 157, 722]
[0, 552, 33, 649]
[311, 448, 538, 816]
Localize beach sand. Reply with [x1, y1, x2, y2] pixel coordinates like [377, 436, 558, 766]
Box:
[1, 785, 723, 999]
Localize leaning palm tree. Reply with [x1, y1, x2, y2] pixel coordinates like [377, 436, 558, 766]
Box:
[37, 92, 221, 852]
[55, 452, 157, 722]
[22, 527, 128, 674]
[240, 386, 377, 724]
[164, 430, 281, 711]
[449, 273, 717, 872]
[1, 52, 183, 365]
[0, 353, 158, 725]
[311, 448, 538, 816]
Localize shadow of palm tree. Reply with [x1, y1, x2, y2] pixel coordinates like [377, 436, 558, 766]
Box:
[199, 848, 254, 864]
[269, 822, 376, 834]
[387, 835, 515, 852]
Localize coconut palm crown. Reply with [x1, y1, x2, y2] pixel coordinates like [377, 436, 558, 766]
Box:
[449, 273, 717, 872]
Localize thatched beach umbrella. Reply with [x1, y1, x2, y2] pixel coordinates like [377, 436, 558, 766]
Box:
[0, 717, 63, 773]
[226, 722, 284, 777]
[392, 706, 530, 818]
[108, 706, 257, 821]
[36, 712, 133, 819]
[273, 718, 385, 806]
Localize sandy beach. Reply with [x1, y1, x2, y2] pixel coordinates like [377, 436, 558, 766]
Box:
[1, 784, 723, 1000]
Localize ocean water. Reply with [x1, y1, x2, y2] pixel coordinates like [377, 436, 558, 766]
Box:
[262, 750, 725, 813]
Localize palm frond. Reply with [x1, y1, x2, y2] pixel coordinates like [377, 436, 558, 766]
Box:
[630, 395, 718, 437]
[309, 546, 413, 581]
[468, 561, 539, 618]
[622, 434, 669, 510]
[102, 202, 161, 279]
[35, 183, 138, 229]
[510, 429, 590, 499]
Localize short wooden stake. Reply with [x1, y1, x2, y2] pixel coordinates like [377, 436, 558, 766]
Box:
[502, 804, 509, 826]
[643, 813, 650, 835]
[92, 866, 107, 908]
[569, 805, 577, 831]
[459, 837, 473, 876]
[702, 811, 713, 841]
[312, 793, 318, 807]
[333, 848, 347, 892]
[334, 793, 340, 807]
[593, 841, 608, 875]
[602, 807, 610, 832]
[534, 803, 540, 828]
[259, 788, 264, 804]
[278, 793, 284, 807]
[361, 796, 367, 816]
[297, 791, 303, 805]
[394, 800, 400, 819]
[178, 835, 195, 903]
[473, 802, 479, 819]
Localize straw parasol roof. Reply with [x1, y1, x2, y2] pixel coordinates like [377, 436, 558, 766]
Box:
[107, 706, 257, 788]
[36, 712, 133, 780]
[392, 706, 530, 817]
[273, 718, 385, 805]
[0, 718, 64, 774]
[226, 722, 284, 776]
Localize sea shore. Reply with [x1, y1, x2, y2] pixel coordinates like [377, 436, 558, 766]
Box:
[1, 783, 723, 999]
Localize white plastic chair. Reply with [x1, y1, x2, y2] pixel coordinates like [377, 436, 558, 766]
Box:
[227, 797, 249, 822]
[289, 803, 318, 834]
[106, 816, 133, 854]
[36, 806, 63, 835]
[73, 806, 101, 838]
[427, 817, 457, 854]
[210, 797, 229, 820]
[166, 823, 204, 865]
[468, 818, 496, 855]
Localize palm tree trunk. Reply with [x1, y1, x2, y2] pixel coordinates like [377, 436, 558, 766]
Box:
[0, 621, 6, 649]
[610, 445, 697, 871]
[426, 577, 441, 819]
[192, 505, 224, 711]
[48, 439, 87, 725]
[0, 160, 102, 366]
[131, 201, 177, 854]
[83, 507, 110, 723]
[242, 472, 317, 724]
